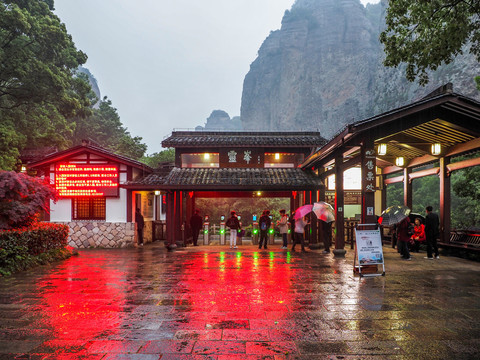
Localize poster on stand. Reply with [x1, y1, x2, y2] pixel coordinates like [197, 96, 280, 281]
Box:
[354, 228, 384, 265]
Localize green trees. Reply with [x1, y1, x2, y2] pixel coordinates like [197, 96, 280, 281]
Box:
[140, 149, 175, 167]
[0, 0, 147, 169]
[380, 0, 480, 85]
[0, 0, 89, 169]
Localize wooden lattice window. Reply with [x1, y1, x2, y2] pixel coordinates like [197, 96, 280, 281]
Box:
[72, 198, 106, 220]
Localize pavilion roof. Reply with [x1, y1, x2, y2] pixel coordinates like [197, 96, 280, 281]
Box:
[124, 167, 323, 191]
[162, 131, 326, 148]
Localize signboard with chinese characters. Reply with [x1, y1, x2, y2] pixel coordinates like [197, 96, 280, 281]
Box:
[363, 149, 376, 192]
[354, 228, 384, 265]
[219, 148, 264, 168]
[55, 164, 119, 197]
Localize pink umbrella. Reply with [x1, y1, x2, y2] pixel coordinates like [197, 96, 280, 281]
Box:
[312, 201, 335, 223]
[294, 204, 313, 220]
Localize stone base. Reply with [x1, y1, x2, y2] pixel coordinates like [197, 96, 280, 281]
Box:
[333, 248, 347, 258]
[59, 221, 135, 249]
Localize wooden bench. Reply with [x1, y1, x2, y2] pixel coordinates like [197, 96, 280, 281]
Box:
[439, 230, 480, 251]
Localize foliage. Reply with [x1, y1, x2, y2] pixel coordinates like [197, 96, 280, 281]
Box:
[412, 175, 439, 214]
[140, 148, 175, 168]
[0, 221, 70, 276]
[380, 0, 480, 85]
[0, 171, 57, 230]
[70, 96, 147, 160]
[386, 182, 403, 208]
[0, 0, 90, 169]
[451, 165, 480, 229]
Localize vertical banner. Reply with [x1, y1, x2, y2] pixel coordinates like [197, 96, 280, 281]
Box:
[363, 149, 376, 192]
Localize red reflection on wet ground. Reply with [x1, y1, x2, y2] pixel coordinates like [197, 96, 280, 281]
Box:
[35, 255, 129, 355]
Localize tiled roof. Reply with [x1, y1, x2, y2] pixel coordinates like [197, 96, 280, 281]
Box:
[162, 131, 326, 148]
[124, 167, 323, 190]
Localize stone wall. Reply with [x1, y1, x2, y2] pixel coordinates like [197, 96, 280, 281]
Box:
[62, 221, 135, 248]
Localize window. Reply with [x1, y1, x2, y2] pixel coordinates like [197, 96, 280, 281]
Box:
[72, 198, 106, 220]
[264, 153, 304, 168]
[181, 153, 219, 168]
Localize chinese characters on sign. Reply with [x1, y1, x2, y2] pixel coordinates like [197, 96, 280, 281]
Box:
[363, 149, 376, 192]
[55, 164, 119, 197]
[220, 149, 264, 168]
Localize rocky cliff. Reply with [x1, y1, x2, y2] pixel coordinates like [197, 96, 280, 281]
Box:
[240, 0, 480, 139]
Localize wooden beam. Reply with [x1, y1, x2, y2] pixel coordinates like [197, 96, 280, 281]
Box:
[383, 165, 404, 175]
[446, 156, 480, 173]
[445, 137, 480, 157]
[384, 175, 404, 184]
[408, 167, 440, 180]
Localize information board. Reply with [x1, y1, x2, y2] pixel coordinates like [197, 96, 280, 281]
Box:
[55, 164, 119, 197]
[354, 228, 384, 265]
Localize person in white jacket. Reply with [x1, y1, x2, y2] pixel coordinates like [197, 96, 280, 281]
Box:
[277, 209, 289, 249]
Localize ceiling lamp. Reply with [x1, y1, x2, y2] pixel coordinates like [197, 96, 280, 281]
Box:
[378, 143, 387, 156]
[395, 156, 405, 167]
[431, 143, 441, 156]
[204, 153, 210, 160]
[275, 153, 280, 160]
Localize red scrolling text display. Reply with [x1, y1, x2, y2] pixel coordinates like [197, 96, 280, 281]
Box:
[55, 164, 119, 197]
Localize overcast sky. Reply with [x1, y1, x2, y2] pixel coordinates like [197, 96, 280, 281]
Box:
[54, 0, 380, 154]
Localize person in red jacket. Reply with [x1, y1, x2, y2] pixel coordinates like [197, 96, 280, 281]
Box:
[410, 217, 425, 253]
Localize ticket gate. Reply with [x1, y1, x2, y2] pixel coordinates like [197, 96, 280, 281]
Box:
[203, 215, 210, 245]
[219, 215, 226, 245]
[268, 222, 275, 244]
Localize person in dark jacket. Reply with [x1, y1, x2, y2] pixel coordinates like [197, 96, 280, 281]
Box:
[424, 206, 440, 259]
[190, 209, 203, 246]
[258, 210, 271, 249]
[397, 216, 411, 260]
[226, 211, 241, 249]
[135, 208, 145, 247]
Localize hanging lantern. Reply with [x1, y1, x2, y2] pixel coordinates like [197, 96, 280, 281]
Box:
[378, 143, 387, 156]
[395, 156, 405, 167]
[431, 143, 441, 156]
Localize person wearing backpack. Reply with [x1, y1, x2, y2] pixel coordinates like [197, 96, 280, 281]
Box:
[258, 210, 271, 250]
[226, 211, 241, 249]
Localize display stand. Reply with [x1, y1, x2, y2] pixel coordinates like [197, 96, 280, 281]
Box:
[354, 223, 385, 277]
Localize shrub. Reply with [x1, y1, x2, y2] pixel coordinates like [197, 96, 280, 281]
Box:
[0, 222, 69, 275]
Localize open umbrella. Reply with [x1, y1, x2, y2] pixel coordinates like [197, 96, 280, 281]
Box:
[312, 201, 335, 223]
[294, 204, 313, 220]
[378, 205, 411, 226]
[409, 212, 425, 224]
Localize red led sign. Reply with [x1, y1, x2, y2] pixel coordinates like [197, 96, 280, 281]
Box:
[55, 164, 119, 197]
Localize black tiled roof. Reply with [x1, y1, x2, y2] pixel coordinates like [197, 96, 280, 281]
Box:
[162, 131, 326, 148]
[124, 167, 323, 190]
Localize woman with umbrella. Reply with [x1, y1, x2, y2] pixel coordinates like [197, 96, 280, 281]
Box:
[397, 216, 412, 260]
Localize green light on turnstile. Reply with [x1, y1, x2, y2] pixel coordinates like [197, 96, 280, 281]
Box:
[204, 229, 208, 234]
[269, 228, 274, 234]
[288, 229, 291, 234]
[253, 229, 258, 234]
[220, 229, 225, 234]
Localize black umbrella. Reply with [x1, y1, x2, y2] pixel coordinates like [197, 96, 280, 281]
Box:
[409, 213, 425, 224]
[379, 205, 411, 226]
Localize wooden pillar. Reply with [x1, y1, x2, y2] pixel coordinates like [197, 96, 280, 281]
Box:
[174, 190, 182, 243]
[381, 174, 387, 211]
[310, 190, 318, 244]
[404, 167, 412, 209]
[361, 142, 376, 223]
[439, 157, 451, 243]
[166, 191, 175, 246]
[334, 155, 346, 257]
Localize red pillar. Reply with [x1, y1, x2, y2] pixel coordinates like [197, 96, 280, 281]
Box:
[439, 157, 451, 243]
[334, 156, 346, 257]
[404, 167, 412, 209]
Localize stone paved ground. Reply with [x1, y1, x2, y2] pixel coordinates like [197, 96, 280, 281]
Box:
[0, 242, 479, 359]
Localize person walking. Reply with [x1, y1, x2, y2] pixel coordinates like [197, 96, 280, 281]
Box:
[189, 209, 203, 246]
[135, 207, 145, 247]
[226, 211, 241, 249]
[277, 209, 288, 249]
[258, 210, 271, 249]
[292, 216, 309, 252]
[425, 206, 440, 259]
[321, 220, 332, 254]
[397, 216, 411, 260]
[410, 217, 425, 253]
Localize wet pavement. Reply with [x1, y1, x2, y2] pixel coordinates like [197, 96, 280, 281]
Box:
[0, 242, 479, 360]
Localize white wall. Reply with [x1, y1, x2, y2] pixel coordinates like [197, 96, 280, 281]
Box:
[50, 199, 72, 222]
[106, 166, 127, 222]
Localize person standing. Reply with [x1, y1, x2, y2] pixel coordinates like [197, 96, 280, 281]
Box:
[226, 211, 241, 249]
[292, 216, 309, 252]
[190, 209, 203, 246]
[277, 209, 288, 249]
[258, 210, 271, 249]
[425, 206, 440, 259]
[135, 207, 145, 247]
[397, 216, 411, 260]
[321, 221, 332, 254]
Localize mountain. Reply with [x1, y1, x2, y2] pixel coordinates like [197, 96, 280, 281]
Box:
[195, 110, 242, 131]
[240, 0, 480, 139]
